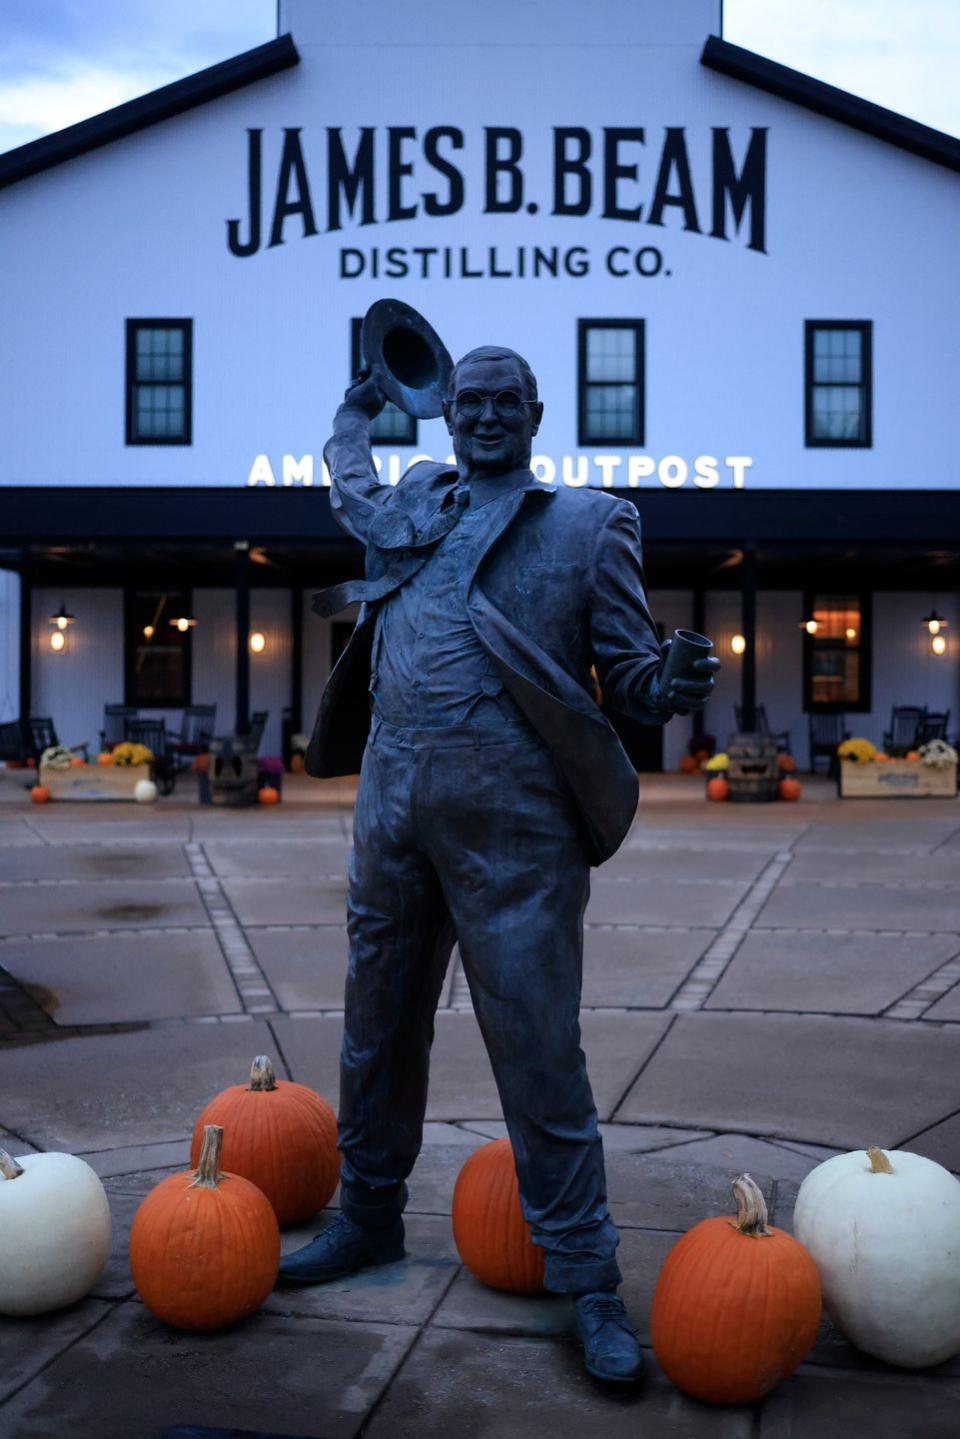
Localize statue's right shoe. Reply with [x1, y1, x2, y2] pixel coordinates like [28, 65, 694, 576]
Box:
[277, 1212, 405, 1285]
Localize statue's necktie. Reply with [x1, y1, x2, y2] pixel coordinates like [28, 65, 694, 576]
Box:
[313, 485, 470, 617]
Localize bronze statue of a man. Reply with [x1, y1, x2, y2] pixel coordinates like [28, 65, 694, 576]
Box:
[280, 339, 718, 1384]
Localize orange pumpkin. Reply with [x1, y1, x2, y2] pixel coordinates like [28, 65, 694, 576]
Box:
[30, 785, 50, 804]
[778, 777, 802, 801]
[905, 750, 920, 762]
[680, 755, 698, 775]
[190, 1056, 338, 1226]
[25, 757, 36, 768]
[130, 1125, 279, 1331]
[192, 753, 210, 774]
[777, 753, 797, 773]
[875, 752, 890, 762]
[258, 785, 280, 805]
[70, 755, 85, 767]
[695, 748, 710, 762]
[452, 1138, 544, 1293]
[5, 760, 23, 769]
[290, 753, 305, 773]
[651, 1174, 821, 1405]
[706, 777, 729, 803]
[96, 751, 112, 766]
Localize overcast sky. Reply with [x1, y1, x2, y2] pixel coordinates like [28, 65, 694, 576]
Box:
[0, 0, 957, 156]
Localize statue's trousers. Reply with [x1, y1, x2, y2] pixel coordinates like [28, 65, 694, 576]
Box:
[336, 714, 622, 1294]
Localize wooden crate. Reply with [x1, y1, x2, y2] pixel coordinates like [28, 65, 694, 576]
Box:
[839, 760, 957, 799]
[39, 763, 152, 801]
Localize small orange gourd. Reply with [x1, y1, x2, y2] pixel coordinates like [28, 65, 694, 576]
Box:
[258, 785, 280, 805]
[777, 753, 797, 773]
[905, 750, 920, 762]
[130, 1125, 279, 1331]
[191, 1056, 338, 1225]
[779, 777, 802, 801]
[706, 777, 729, 803]
[96, 751, 112, 766]
[680, 755, 698, 775]
[651, 1173, 821, 1404]
[30, 785, 50, 804]
[452, 1138, 544, 1293]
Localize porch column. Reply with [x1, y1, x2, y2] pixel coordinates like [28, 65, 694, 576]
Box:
[290, 583, 303, 735]
[18, 571, 31, 722]
[692, 582, 707, 732]
[740, 545, 757, 731]
[235, 541, 250, 736]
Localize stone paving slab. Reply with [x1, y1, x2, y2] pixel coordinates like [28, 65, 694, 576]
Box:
[0, 1296, 113, 1405]
[0, 818, 44, 845]
[0, 931, 241, 1025]
[639, 1133, 821, 1185]
[221, 876, 348, 926]
[604, 1152, 776, 1232]
[582, 927, 711, 1007]
[792, 818, 960, 852]
[705, 931, 959, 1016]
[782, 850, 960, 887]
[0, 878, 208, 936]
[433, 1226, 678, 1344]
[0, 1020, 279, 1150]
[0, 1300, 418, 1439]
[268, 1212, 459, 1325]
[586, 878, 747, 927]
[756, 882, 960, 932]
[204, 839, 351, 877]
[617, 1011, 960, 1149]
[248, 927, 349, 1009]
[273, 1009, 673, 1124]
[757, 1365, 960, 1438]
[598, 847, 771, 883]
[459, 1119, 717, 1154]
[79, 1138, 191, 1178]
[922, 980, 960, 1020]
[0, 843, 192, 881]
[363, 1327, 755, 1439]
[90, 1190, 140, 1300]
[22, 815, 192, 844]
[904, 1110, 960, 1171]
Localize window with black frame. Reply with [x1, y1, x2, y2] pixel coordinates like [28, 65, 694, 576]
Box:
[125, 590, 191, 707]
[350, 318, 417, 444]
[578, 320, 644, 446]
[803, 594, 871, 713]
[805, 321, 872, 447]
[126, 319, 193, 444]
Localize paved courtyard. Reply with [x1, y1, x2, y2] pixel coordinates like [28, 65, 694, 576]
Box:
[1, 771, 959, 1437]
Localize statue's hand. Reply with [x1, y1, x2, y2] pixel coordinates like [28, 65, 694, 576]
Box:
[343, 367, 387, 420]
[645, 642, 721, 716]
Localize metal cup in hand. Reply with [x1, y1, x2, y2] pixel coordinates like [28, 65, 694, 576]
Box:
[660, 628, 714, 687]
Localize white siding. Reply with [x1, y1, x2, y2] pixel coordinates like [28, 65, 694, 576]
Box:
[870, 592, 959, 749]
[191, 589, 292, 755]
[31, 589, 124, 753]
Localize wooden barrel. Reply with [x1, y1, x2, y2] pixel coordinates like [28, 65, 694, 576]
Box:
[727, 732, 779, 803]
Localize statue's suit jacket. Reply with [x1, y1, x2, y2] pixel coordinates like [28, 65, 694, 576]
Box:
[306, 408, 665, 865]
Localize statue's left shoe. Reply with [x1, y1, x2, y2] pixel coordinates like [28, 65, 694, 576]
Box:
[571, 1291, 645, 1384]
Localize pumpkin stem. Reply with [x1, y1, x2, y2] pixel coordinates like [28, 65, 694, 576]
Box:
[0, 1147, 25, 1181]
[249, 1055, 278, 1092]
[190, 1125, 224, 1189]
[866, 1145, 894, 1174]
[727, 1173, 772, 1236]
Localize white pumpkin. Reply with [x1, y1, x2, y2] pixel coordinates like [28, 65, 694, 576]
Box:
[794, 1144, 960, 1368]
[0, 1148, 111, 1315]
[133, 778, 158, 804]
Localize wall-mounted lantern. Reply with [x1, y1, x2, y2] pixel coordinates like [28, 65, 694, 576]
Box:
[922, 609, 947, 636]
[249, 631, 266, 654]
[169, 614, 198, 633]
[730, 633, 746, 655]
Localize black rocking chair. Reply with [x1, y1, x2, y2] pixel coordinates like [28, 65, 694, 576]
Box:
[126, 717, 175, 794]
[808, 713, 847, 776]
[882, 706, 925, 757]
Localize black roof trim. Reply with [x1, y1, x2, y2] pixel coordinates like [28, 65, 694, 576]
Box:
[701, 35, 960, 174]
[0, 34, 299, 191]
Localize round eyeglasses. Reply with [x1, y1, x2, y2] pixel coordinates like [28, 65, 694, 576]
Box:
[453, 389, 537, 419]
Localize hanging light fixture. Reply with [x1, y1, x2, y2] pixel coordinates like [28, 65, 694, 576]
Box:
[922, 608, 947, 636]
[169, 613, 198, 633]
[49, 602, 75, 630]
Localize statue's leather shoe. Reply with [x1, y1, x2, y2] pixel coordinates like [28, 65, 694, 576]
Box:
[572, 1291, 645, 1383]
[277, 1213, 405, 1284]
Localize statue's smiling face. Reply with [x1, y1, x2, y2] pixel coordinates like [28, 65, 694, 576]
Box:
[443, 354, 542, 478]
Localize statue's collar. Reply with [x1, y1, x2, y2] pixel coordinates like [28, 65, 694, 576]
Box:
[464, 467, 555, 508]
